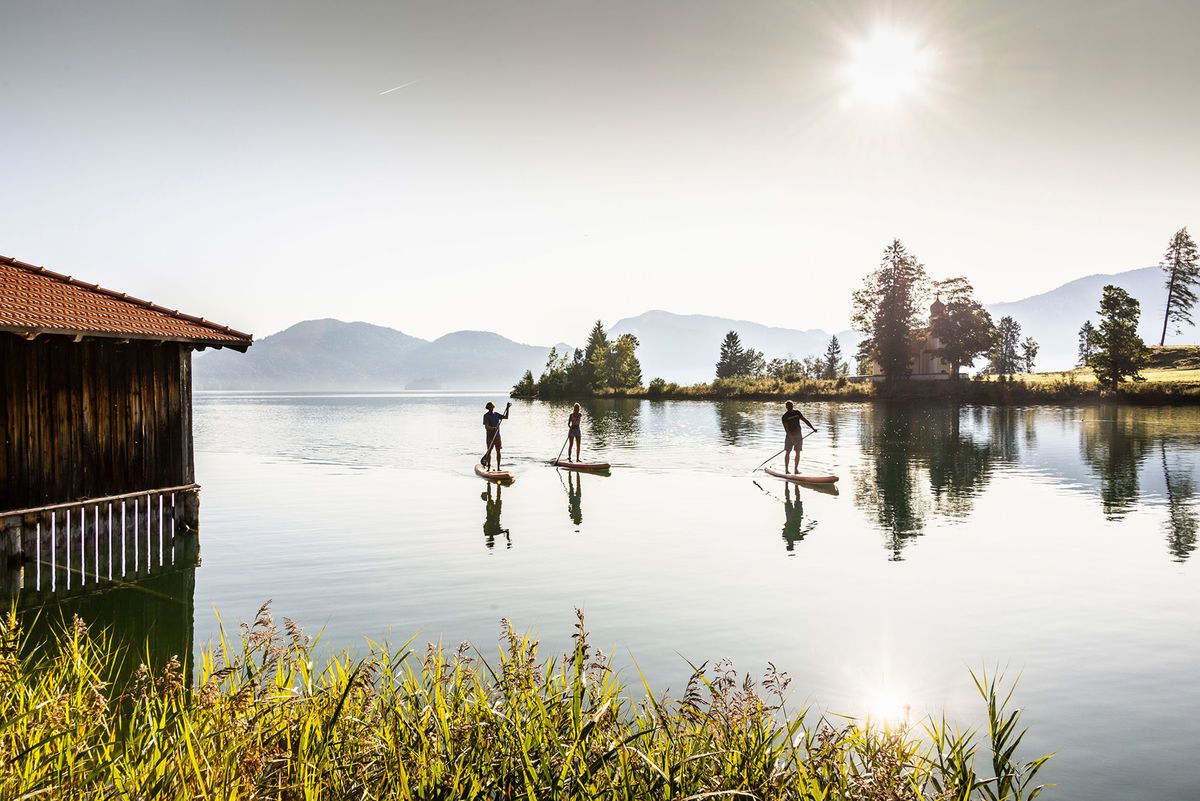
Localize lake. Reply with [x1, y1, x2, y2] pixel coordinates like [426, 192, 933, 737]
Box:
[22, 393, 1200, 799]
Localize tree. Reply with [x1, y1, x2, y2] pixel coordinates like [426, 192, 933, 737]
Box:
[767, 357, 804, 380]
[715, 330, 746, 379]
[610, 334, 643, 388]
[822, 336, 845, 379]
[851, 239, 929, 383]
[742, 347, 766, 379]
[989, 316, 1022, 379]
[1021, 336, 1039, 374]
[512, 370, 536, 397]
[929, 277, 995, 378]
[1086, 285, 1150, 389]
[1159, 227, 1200, 345]
[583, 320, 611, 390]
[1078, 321, 1097, 366]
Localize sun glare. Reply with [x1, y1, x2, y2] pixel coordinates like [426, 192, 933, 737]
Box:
[843, 28, 933, 108]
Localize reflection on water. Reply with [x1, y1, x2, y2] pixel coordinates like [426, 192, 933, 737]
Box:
[564, 471, 583, 528]
[19, 566, 196, 687]
[17, 393, 1200, 801]
[779, 482, 816, 552]
[1081, 410, 1153, 520]
[480, 483, 510, 550]
[715, 400, 759, 446]
[1161, 442, 1198, 561]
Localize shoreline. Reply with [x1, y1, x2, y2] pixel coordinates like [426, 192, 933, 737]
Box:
[514, 377, 1200, 405]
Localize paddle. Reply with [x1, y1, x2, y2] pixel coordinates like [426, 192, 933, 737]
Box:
[753, 428, 817, 473]
[553, 434, 570, 465]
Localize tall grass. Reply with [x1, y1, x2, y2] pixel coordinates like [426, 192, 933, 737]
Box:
[1, 606, 1053, 799]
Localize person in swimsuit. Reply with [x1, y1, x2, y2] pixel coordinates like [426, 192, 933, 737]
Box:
[781, 400, 816, 473]
[482, 401, 511, 469]
[566, 403, 583, 462]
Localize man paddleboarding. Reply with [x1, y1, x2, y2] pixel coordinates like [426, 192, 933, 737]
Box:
[782, 400, 816, 473]
[566, 403, 583, 462]
[482, 401, 511, 469]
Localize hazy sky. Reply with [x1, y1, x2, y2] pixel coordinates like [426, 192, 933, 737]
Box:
[2, 1, 1198, 345]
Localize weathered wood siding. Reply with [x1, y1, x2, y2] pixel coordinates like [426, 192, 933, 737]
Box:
[0, 333, 194, 510]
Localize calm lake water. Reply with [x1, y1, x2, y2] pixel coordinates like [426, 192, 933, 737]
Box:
[24, 393, 1200, 799]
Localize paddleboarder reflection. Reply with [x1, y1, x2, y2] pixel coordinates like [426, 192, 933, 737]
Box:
[566, 471, 583, 527]
[781, 483, 816, 552]
[481, 484, 511, 549]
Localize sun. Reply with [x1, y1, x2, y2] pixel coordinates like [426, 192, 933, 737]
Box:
[843, 28, 933, 108]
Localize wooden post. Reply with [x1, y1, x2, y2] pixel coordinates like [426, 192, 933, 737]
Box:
[181, 487, 200, 535]
[1, 515, 24, 597]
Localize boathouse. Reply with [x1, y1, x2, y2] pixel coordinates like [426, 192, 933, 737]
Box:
[1, 254, 251, 597]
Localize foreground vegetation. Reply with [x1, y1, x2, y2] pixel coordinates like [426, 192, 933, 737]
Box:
[1, 607, 1053, 799]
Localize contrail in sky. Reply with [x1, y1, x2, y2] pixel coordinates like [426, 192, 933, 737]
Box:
[379, 79, 421, 96]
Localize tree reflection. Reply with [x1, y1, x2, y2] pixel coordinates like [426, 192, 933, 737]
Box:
[714, 400, 760, 446]
[1080, 408, 1152, 520]
[581, 398, 642, 449]
[1161, 442, 1198, 562]
[854, 403, 997, 559]
[854, 405, 930, 559]
[925, 410, 999, 519]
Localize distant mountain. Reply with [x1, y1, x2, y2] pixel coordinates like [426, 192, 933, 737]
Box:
[194, 319, 558, 390]
[195, 267, 1193, 389]
[610, 310, 861, 384]
[985, 266, 1176, 370]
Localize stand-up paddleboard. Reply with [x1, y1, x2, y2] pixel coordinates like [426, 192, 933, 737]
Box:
[475, 463, 514, 482]
[764, 466, 839, 484]
[552, 459, 611, 471]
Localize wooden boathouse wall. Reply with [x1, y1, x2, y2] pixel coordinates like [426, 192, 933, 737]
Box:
[0, 332, 194, 511]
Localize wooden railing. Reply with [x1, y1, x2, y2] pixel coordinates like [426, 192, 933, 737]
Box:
[1, 485, 201, 600]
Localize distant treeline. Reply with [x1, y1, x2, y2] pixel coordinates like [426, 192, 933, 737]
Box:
[514, 228, 1199, 399]
[512, 321, 641, 399]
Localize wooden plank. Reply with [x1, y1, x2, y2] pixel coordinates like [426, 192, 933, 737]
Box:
[148, 493, 162, 570]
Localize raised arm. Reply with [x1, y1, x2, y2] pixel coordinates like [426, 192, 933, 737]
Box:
[502, 402, 511, 420]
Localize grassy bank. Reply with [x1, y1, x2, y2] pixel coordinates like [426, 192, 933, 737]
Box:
[575, 374, 1200, 404]
[1, 607, 1052, 799]
[513, 346, 1200, 405]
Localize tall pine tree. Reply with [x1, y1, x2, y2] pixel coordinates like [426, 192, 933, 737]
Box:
[1087, 285, 1149, 389]
[715, 331, 745, 379]
[583, 320, 611, 390]
[851, 239, 929, 383]
[1159, 227, 1200, 345]
[822, 336, 843, 379]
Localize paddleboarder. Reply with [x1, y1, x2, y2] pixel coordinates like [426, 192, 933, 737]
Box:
[482, 401, 511, 469]
[566, 403, 583, 461]
[781, 400, 816, 474]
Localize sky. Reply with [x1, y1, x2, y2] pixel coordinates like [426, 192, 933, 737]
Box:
[2, 0, 1198, 346]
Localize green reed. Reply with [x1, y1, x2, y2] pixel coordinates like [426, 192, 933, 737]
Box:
[1, 606, 1052, 799]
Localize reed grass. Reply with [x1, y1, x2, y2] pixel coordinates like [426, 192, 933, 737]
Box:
[1, 606, 1052, 799]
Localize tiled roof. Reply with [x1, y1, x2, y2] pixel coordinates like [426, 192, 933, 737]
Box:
[0, 255, 253, 349]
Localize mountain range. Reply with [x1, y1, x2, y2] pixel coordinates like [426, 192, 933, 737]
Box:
[193, 319, 566, 390]
[193, 266, 1190, 389]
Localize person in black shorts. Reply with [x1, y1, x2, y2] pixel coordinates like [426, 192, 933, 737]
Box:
[482, 401, 511, 468]
[781, 400, 816, 473]
[566, 403, 583, 461]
